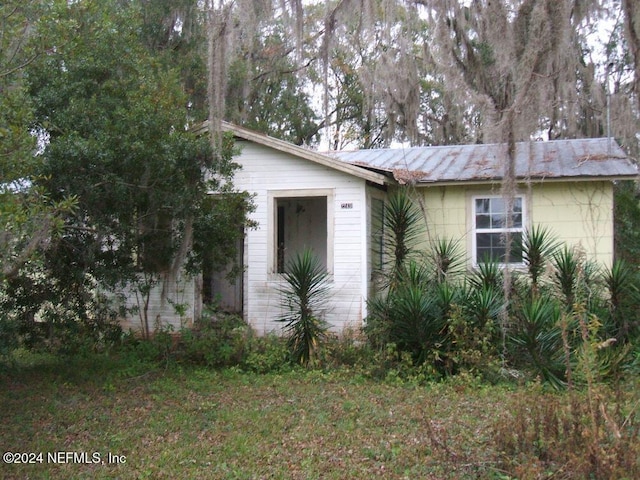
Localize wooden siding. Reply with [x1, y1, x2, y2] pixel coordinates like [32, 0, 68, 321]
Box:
[118, 273, 197, 333]
[234, 141, 369, 334]
[419, 181, 615, 268]
[530, 181, 614, 267]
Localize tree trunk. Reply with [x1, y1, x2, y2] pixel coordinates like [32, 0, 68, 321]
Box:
[623, 0, 640, 111]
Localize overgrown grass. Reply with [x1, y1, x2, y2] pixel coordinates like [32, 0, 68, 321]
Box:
[1, 352, 638, 479]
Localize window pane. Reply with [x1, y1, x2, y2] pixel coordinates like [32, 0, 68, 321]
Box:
[475, 198, 490, 214]
[474, 197, 524, 230]
[491, 197, 505, 214]
[509, 232, 523, 262]
[490, 213, 505, 229]
[477, 232, 492, 247]
[476, 232, 523, 264]
[514, 197, 522, 212]
[476, 214, 490, 229]
[513, 213, 522, 228]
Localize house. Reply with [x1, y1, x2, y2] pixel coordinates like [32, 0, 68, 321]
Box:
[121, 122, 638, 334]
[208, 123, 637, 334]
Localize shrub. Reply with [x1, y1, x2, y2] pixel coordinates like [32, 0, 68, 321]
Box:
[241, 333, 290, 373]
[177, 309, 251, 368]
[278, 249, 331, 367]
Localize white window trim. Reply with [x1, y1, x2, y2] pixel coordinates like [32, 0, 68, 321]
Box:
[471, 193, 527, 268]
[267, 188, 334, 279]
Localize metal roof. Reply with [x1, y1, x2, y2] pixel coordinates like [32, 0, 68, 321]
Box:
[331, 138, 638, 185]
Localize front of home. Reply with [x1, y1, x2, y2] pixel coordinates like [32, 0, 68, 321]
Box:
[121, 124, 638, 334]
[212, 123, 392, 334]
[333, 139, 634, 269]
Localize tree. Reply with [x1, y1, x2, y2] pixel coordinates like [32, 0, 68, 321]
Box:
[25, 0, 251, 338]
[0, 1, 75, 283]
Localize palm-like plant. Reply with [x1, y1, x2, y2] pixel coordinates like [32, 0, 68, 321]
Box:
[388, 282, 444, 364]
[469, 257, 503, 292]
[464, 284, 503, 330]
[522, 225, 559, 295]
[603, 259, 638, 342]
[510, 296, 565, 389]
[381, 191, 424, 288]
[552, 246, 579, 308]
[278, 249, 331, 367]
[428, 237, 465, 284]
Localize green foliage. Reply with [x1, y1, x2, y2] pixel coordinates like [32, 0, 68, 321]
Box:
[0, 1, 76, 282]
[365, 195, 638, 387]
[521, 225, 559, 292]
[177, 311, 251, 368]
[382, 191, 425, 285]
[551, 246, 580, 307]
[614, 180, 640, 264]
[603, 259, 640, 343]
[278, 249, 331, 367]
[428, 237, 465, 283]
[226, 28, 320, 146]
[468, 258, 503, 292]
[509, 296, 565, 388]
[7, 0, 252, 340]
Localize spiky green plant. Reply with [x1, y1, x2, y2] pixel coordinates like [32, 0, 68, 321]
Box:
[428, 237, 465, 284]
[510, 296, 565, 388]
[464, 284, 503, 330]
[603, 260, 639, 343]
[469, 257, 503, 292]
[521, 225, 559, 294]
[381, 191, 424, 288]
[397, 259, 432, 289]
[278, 249, 331, 367]
[551, 246, 579, 308]
[387, 282, 444, 365]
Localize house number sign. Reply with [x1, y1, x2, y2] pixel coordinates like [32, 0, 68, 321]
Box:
[340, 202, 354, 209]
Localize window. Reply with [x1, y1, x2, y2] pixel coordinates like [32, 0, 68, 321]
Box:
[473, 196, 524, 265]
[273, 194, 329, 273]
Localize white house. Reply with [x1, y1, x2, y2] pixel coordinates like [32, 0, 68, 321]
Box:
[121, 122, 638, 334]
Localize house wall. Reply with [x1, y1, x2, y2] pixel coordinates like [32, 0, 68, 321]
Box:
[118, 273, 196, 333]
[234, 141, 370, 334]
[418, 180, 615, 268]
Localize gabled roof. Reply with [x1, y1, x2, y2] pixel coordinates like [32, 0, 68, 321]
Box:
[331, 138, 638, 185]
[195, 121, 637, 186]
[194, 120, 392, 186]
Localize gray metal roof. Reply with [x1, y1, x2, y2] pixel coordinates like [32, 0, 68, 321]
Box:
[331, 138, 638, 184]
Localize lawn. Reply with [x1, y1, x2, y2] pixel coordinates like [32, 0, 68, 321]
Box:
[0, 353, 637, 479]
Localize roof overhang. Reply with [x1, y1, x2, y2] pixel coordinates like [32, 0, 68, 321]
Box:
[194, 120, 393, 186]
[411, 175, 639, 188]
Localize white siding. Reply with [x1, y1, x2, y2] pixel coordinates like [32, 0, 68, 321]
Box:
[118, 273, 196, 333]
[234, 141, 369, 334]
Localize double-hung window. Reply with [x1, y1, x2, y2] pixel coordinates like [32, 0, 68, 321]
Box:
[473, 195, 525, 266]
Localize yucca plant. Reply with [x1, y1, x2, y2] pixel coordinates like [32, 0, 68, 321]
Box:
[469, 257, 503, 292]
[381, 191, 424, 289]
[522, 225, 559, 295]
[551, 246, 579, 309]
[387, 282, 444, 365]
[603, 259, 639, 343]
[510, 296, 566, 388]
[278, 249, 331, 367]
[463, 283, 503, 330]
[396, 259, 432, 289]
[428, 237, 465, 284]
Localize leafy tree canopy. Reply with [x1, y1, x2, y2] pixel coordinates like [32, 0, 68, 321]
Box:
[16, 0, 251, 337]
